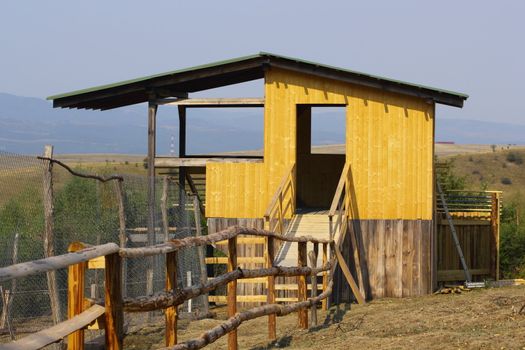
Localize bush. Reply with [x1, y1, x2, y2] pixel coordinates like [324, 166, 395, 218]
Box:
[501, 177, 512, 185]
[506, 152, 523, 164]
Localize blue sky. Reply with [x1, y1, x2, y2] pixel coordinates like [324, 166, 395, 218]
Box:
[1, 1, 524, 124]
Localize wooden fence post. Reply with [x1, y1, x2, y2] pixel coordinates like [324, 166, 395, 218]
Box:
[308, 249, 318, 327]
[114, 179, 127, 298]
[42, 145, 62, 329]
[161, 176, 170, 242]
[104, 252, 123, 350]
[227, 237, 238, 350]
[165, 251, 178, 346]
[266, 236, 276, 340]
[297, 242, 308, 329]
[491, 192, 501, 281]
[321, 243, 328, 311]
[67, 242, 87, 350]
[192, 195, 209, 315]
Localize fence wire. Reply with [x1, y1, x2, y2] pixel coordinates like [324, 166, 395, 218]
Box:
[0, 151, 206, 345]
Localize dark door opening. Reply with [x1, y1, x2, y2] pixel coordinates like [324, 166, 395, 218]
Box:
[296, 105, 346, 211]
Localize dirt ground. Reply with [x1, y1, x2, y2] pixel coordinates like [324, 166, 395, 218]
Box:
[124, 285, 525, 350]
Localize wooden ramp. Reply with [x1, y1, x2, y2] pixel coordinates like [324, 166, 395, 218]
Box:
[276, 213, 331, 267]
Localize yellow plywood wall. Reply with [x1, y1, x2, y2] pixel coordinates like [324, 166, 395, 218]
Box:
[205, 162, 266, 218]
[206, 67, 434, 220]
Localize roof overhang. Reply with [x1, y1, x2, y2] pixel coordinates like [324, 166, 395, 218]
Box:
[47, 52, 468, 110]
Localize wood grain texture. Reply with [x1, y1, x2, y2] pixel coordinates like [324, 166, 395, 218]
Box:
[165, 251, 177, 346]
[334, 219, 432, 301]
[205, 67, 434, 220]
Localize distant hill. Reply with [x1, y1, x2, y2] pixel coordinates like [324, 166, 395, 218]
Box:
[1, 92, 524, 155]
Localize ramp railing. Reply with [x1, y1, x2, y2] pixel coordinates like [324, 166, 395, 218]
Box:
[264, 163, 296, 235]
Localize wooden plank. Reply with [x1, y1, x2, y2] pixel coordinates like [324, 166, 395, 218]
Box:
[67, 242, 86, 350]
[88, 256, 105, 269]
[216, 237, 266, 245]
[267, 236, 276, 340]
[159, 97, 265, 107]
[165, 251, 177, 347]
[274, 284, 323, 291]
[205, 257, 266, 264]
[384, 221, 397, 297]
[322, 243, 328, 311]
[334, 244, 365, 304]
[155, 157, 263, 168]
[227, 237, 238, 350]
[437, 219, 491, 226]
[208, 295, 301, 303]
[0, 305, 105, 350]
[104, 253, 123, 350]
[437, 269, 490, 281]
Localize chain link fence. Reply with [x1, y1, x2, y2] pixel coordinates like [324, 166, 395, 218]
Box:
[0, 150, 207, 345]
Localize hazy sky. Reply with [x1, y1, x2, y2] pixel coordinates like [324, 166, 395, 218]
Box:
[1, 1, 524, 124]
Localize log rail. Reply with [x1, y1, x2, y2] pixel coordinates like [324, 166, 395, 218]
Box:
[0, 226, 337, 350]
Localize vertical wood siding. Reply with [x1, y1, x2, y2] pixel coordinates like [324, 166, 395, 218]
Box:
[206, 67, 434, 220]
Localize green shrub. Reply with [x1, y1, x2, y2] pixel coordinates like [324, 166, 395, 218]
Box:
[506, 152, 523, 164]
[501, 177, 512, 185]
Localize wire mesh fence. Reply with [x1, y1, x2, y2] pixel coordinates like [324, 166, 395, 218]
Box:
[0, 150, 206, 345]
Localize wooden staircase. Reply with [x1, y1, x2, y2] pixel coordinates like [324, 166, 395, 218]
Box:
[275, 213, 330, 266]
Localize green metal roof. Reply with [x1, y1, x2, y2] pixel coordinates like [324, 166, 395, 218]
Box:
[48, 52, 468, 110]
[47, 53, 262, 101]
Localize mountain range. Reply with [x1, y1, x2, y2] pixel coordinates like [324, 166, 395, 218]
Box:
[0, 92, 523, 155]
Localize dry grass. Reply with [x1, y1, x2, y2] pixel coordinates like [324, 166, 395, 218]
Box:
[440, 148, 525, 199]
[124, 285, 525, 349]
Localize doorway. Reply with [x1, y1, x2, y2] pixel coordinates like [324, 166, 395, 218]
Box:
[295, 105, 346, 210]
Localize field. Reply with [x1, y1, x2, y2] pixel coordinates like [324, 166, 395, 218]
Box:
[439, 146, 525, 199]
[124, 285, 525, 349]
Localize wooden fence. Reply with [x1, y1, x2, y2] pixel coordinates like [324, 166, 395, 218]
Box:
[436, 191, 501, 281]
[0, 226, 337, 350]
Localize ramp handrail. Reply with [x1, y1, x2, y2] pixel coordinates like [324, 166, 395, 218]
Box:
[328, 162, 351, 243]
[263, 163, 296, 234]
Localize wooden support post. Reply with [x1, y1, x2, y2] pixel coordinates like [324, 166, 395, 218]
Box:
[308, 250, 318, 327]
[161, 176, 170, 242]
[147, 101, 158, 300]
[42, 145, 62, 329]
[165, 251, 178, 346]
[266, 236, 276, 340]
[104, 252, 123, 350]
[193, 196, 209, 315]
[321, 243, 328, 311]
[178, 106, 186, 158]
[227, 237, 238, 350]
[114, 179, 127, 297]
[491, 192, 501, 281]
[67, 242, 87, 350]
[297, 242, 308, 329]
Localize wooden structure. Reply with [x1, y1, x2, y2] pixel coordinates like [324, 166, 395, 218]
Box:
[436, 190, 501, 282]
[47, 52, 495, 302]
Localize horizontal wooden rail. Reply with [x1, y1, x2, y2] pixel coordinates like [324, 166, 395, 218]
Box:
[0, 243, 119, 283]
[123, 263, 332, 312]
[171, 281, 334, 350]
[0, 305, 105, 350]
[121, 226, 332, 258]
